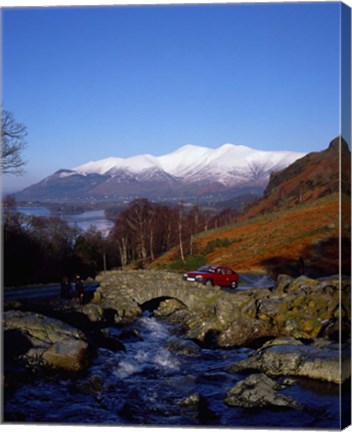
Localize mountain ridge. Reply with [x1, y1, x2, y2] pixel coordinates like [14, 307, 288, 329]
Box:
[15, 142, 306, 203]
[74, 143, 304, 182]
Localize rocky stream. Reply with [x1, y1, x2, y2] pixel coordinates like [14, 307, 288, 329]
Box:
[3, 271, 351, 428]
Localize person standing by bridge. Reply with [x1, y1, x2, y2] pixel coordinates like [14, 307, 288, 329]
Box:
[296, 256, 305, 276]
[60, 277, 71, 299]
[74, 274, 84, 305]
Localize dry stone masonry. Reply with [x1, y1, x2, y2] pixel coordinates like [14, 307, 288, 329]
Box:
[3, 270, 350, 386]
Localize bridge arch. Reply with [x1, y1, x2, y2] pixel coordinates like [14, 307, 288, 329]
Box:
[139, 296, 188, 312]
[129, 284, 197, 309]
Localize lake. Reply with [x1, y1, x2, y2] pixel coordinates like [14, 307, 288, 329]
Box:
[17, 207, 114, 234]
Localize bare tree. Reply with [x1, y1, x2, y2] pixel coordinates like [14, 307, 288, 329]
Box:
[202, 209, 213, 231]
[246, 160, 271, 182]
[177, 202, 185, 263]
[187, 205, 201, 256]
[118, 235, 129, 268]
[1, 109, 27, 175]
[109, 218, 131, 268]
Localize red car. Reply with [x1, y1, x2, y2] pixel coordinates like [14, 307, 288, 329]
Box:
[183, 265, 239, 289]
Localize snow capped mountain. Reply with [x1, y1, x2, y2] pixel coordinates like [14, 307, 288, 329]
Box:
[74, 143, 305, 187]
[17, 142, 306, 203]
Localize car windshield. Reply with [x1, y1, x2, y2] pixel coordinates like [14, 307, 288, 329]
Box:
[196, 266, 216, 273]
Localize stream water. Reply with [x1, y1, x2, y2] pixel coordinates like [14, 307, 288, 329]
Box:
[4, 311, 344, 428]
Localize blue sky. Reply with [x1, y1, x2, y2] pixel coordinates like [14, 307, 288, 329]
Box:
[2, 2, 343, 193]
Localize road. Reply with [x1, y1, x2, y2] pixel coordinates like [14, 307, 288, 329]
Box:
[3, 282, 99, 302]
[3, 274, 274, 302]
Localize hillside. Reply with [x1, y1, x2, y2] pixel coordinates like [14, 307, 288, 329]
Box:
[152, 137, 351, 277]
[242, 136, 350, 219]
[153, 194, 347, 277]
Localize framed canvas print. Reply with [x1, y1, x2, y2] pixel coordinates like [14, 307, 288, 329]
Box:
[1, 0, 351, 430]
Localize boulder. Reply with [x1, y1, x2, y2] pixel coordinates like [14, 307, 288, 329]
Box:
[178, 393, 201, 407]
[185, 315, 222, 344]
[114, 302, 142, 324]
[216, 317, 275, 347]
[75, 375, 104, 395]
[286, 275, 320, 295]
[3, 310, 85, 344]
[215, 297, 239, 325]
[275, 274, 294, 293]
[165, 337, 201, 356]
[42, 339, 89, 372]
[82, 303, 104, 322]
[228, 338, 350, 384]
[3, 310, 90, 372]
[154, 299, 186, 317]
[225, 373, 299, 409]
[272, 275, 343, 339]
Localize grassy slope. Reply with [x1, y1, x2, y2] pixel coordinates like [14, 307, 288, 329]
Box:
[153, 194, 348, 277]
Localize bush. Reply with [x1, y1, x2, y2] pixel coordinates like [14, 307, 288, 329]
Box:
[167, 255, 207, 272]
[201, 238, 233, 255]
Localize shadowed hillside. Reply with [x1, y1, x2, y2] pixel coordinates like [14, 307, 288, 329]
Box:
[242, 136, 350, 219]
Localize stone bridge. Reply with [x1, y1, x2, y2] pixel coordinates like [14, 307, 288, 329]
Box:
[95, 270, 212, 308]
[94, 269, 219, 321]
[90, 270, 348, 358]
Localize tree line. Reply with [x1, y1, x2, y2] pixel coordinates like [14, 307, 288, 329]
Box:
[3, 197, 236, 286]
[109, 198, 235, 269]
[3, 196, 108, 286]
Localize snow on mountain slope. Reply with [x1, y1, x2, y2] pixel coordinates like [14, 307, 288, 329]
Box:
[73, 143, 306, 186]
[75, 157, 125, 175]
[16, 142, 307, 203]
[75, 154, 161, 175]
[158, 144, 213, 177]
[186, 145, 306, 185]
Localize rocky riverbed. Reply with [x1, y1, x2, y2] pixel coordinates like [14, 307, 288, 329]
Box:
[3, 271, 351, 426]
